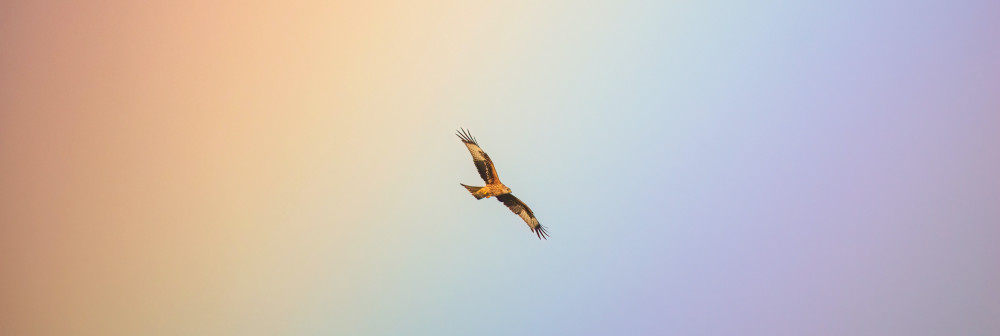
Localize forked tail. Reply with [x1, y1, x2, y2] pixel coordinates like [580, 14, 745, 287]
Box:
[461, 184, 486, 199]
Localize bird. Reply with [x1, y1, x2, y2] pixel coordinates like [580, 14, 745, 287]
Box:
[456, 128, 549, 239]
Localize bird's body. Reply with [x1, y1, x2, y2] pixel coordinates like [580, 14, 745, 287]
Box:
[460, 183, 510, 200]
[456, 128, 549, 239]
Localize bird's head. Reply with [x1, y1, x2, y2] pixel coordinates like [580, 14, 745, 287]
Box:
[503, 186, 512, 194]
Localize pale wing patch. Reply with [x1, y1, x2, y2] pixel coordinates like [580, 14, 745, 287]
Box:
[516, 210, 536, 227]
[464, 143, 488, 162]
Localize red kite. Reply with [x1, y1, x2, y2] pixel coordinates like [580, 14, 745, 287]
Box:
[457, 128, 549, 239]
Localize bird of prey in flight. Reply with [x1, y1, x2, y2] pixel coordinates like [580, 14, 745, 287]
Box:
[457, 128, 549, 239]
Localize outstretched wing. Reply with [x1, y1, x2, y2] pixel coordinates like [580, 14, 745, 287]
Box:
[496, 194, 549, 240]
[456, 128, 500, 184]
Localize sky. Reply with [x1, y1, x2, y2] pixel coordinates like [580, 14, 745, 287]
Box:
[1, 1, 999, 335]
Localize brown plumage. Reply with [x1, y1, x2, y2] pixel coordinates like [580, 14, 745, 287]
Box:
[457, 128, 549, 239]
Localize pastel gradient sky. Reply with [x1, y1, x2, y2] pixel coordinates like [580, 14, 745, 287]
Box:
[2, 1, 999, 335]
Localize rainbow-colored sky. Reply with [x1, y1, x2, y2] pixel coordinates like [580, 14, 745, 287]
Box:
[2, 1, 999, 335]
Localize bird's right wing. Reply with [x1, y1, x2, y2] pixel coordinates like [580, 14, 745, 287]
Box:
[456, 128, 500, 184]
[496, 194, 548, 240]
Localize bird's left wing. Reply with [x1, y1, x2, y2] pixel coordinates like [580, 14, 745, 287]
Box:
[496, 194, 549, 240]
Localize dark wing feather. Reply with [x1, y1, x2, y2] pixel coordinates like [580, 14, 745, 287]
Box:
[496, 194, 548, 240]
[456, 128, 500, 184]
